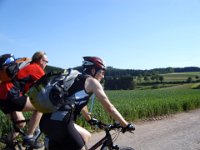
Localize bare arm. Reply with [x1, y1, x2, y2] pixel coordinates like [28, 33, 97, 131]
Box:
[85, 77, 128, 127]
[81, 106, 91, 121]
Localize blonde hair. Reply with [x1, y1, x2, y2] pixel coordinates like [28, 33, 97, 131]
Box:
[31, 51, 47, 63]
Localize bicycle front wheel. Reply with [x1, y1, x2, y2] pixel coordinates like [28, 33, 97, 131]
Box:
[101, 146, 134, 150]
[119, 146, 135, 150]
[100, 146, 111, 150]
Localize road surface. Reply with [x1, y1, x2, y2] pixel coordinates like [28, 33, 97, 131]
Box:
[87, 109, 200, 150]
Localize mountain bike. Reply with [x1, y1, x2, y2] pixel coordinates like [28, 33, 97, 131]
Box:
[45, 121, 135, 150]
[87, 121, 135, 150]
[0, 115, 41, 150]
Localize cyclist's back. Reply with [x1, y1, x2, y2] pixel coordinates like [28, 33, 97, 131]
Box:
[40, 72, 90, 150]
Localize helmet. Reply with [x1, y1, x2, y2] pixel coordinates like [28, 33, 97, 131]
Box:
[0, 54, 17, 82]
[82, 56, 106, 70]
[0, 54, 15, 69]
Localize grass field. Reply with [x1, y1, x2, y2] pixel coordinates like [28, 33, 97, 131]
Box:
[77, 83, 200, 128]
[137, 72, 200, 90]
[161, 72, 200, 82]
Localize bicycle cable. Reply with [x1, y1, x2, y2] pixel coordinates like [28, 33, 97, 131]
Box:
[111, 129, 120, 143]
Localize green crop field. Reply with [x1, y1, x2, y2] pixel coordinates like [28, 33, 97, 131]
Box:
[161, 72, 200, 82]
[84, 83, 200, 125]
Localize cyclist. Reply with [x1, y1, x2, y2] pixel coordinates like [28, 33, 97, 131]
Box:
[0, 51, 48, 149]
[39, 56, 135, 150]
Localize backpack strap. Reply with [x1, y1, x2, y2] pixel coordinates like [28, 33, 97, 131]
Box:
[31, 70, 65, 88]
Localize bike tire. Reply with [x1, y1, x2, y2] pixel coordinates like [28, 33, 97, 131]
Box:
[119, 146, 135, 150]
[100, 146, 134, 150]
[100, 146, 111, 150]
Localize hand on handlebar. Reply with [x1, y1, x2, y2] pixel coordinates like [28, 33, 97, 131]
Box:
[88, 118, 99, 126]
[122, 123, 135, 133]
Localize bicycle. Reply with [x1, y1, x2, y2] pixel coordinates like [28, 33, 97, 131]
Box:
[45, 120, 135, 150]
[87, 121, 135, 150]
[0, 114, 42, 150]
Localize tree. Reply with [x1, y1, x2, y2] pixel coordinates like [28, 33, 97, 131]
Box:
[137, 74, 142, 83]
[195, 75, 199, 80]
[159, 76, 164, 83]
[144, 76, 150, 82]
[186, 77, 192, 83]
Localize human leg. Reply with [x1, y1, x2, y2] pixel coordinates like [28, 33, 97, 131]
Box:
[40, 113, 86, 150]
[7, 111, 26, 141]
[10, 111, 26, 129]
[1, 95, 43, 148]
[0, 99, 27, 139]
[22, 96, 42, 136]
[22, 97, 43, 148]
[75, 123, 91, 144]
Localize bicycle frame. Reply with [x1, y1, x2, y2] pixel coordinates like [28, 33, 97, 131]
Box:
[87, 122, 125, 150]
[88, 130, 115, 150]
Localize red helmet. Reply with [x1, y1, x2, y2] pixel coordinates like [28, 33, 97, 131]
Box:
[82, 56, 106, 70]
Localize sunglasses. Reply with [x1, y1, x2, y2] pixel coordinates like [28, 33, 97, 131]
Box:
[98, 69, 105, 75]
[3, 56, 15, 66]
[42, 59, 48, 63]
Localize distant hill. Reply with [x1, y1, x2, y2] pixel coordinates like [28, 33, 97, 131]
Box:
[45, 65, 200, 77]
[105, 66, 200, 77]
[45, 65, 64, 73]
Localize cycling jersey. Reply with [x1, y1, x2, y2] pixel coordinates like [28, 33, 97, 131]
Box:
[17, 62, 45, 93]
[0, 82, 15, 100]
[67, 74, 92, 119]
[0, 62, 45, 114]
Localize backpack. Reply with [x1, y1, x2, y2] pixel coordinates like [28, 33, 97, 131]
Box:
[27, 68, 81, 113]
[0, 54, 31, 82]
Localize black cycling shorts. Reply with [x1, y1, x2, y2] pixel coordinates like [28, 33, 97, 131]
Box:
[0, 96, 27, 114]
[40, 112, 85, 150]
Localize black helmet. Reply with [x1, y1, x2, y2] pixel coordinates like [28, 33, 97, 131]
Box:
[82, 56, 106, 70]
[0, 54, 15, 69]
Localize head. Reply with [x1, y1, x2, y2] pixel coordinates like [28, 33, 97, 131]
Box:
[0, 54, 15, 69]
[82, 56, 106, 81]
[0, 53, 17, 81]
[31, 51, 48, 69]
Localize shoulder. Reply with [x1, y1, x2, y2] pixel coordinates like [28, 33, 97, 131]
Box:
[85, 77, 102, 93]
[18, 63, 45, 75]
[25, 63, 42, 70]
[85, 76, 98, 84]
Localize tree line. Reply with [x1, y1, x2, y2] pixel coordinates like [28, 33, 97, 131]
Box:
[46, 66, 200, 90]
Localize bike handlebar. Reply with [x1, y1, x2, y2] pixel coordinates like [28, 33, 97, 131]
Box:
[93, 121, 135, 133]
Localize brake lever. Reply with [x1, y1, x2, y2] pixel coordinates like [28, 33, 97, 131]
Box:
[129, 130, 134, 134]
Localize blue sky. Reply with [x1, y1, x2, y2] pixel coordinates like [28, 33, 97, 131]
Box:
[0, 0, 200, 70]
